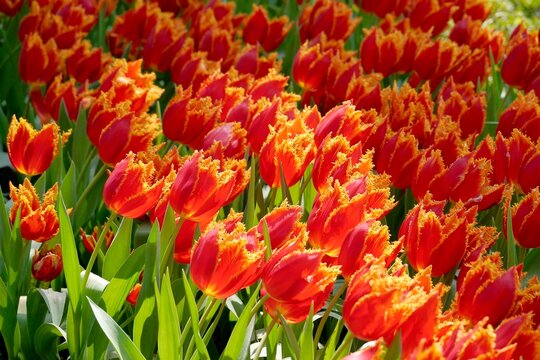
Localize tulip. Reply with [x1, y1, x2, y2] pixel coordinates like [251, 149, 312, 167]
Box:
[399, 197, 477, 277]
[66, 40, 106, 83]
[234, 45, 280, 79]
[9, 179, 59, 243]
[299, 0, 360, 42]
[80, 227, 114, 254]
[201, 122, 247, 160]
[376, 131, 422, 189]
[249, 202, 303, 250]
[31, 244, 63, 282]
[449, 16, 503, 63]
[242, 5, 292, 52]
[141, 14, 186, 72]
[457, 253, 521, 326]
[323, 57, 362, 109]
[409, 0, 455, 36]
[19, 33, 60, 85]
[346, 73, 383, 112]
[307, 175, 394, 257]
[501, 25, 540, 91]
[497, 92, 540, 142]
[259, 115, 316, 188]
[126, 283, 142, 306]
[30, 77, 81, 124]
[512, 277, 540, 327]
[292, 42, 331, 92]
[170, 41, 221, 92]
[162, 87, 220, 149]
[359, 0, 408, 18]
[169, 152, 249, 223]
[247, 70, 290, 101]
[7, 116, 66, 176]
[103, 152, 167, 218]
[199, 28, 236, 69]
[190, 214, 265, 299]
[493, 130, 535, 189]
[0, 0, 23, 16]
[247, 98, 283, 154]
[360, 28, 404, 77]
[506, 188, 540, 248]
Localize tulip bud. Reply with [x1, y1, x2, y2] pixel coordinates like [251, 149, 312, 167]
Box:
[32, 244, 63, 282]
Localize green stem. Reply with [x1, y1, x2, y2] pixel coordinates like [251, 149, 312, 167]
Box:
[202, 301, 225, 344]
[297, 170, 313, 205]
[250, 294, 270, 318]
[330, 331, 354, 360]
[76, 147, 97, 185]
[81, 213, 116, 290]
[71, 164, 107, 218]
[266, 188, 278, 212]
[253, 318, 277, 360]
[159, 217, 184, 280]
[313, 281, 348, 349]
[199, 298, 218, 331]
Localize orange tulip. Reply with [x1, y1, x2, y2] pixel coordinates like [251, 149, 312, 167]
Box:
[292, 42, 331, 92]
[201, 122, 247, 160]
[80, 226, 114, 254]
[307, 175, 394, 257]
[103, 152, 167, 218]
[248, 202, 303, 250]
[126, 283, 142, 306]
[242, 5, 292, 52]
[169, 151, 249, 223]
[497, 92, 540, 142]
[30, 77, 83, 124]
[162, 87, 220, 149]
[376, 131, 422, 189]
[506, 188, 540, 248]
[18, 33, 60, 85]
[259, 115, 316, 188]
[343, 259, 441, 345]
[9, 179, 59, 243]
[299, 0, 359, 42]
[31, 244, 63, 282]
[261, 236, 340, 323]
[190, 213, 265, 299]
[7, 116, 69, 176]
[457, 253, 521, 326]
[361, 27, 410, 77]
[400, 197, 477, 277]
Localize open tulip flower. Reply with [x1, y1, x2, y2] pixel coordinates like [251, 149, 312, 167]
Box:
[3, 0, 540, 358]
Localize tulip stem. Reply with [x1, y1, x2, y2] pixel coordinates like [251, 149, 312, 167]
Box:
[253, 318, 277, 360]
[81, 212, 117, 290]
[71, 164, 107, 219]
[159, 217, 184, 281]
[76, 147, 97, 185]
[250, 293, 270, 318]
[313, 281, 348, 349]
[297, 171, 313, 203]
[330, 331, 354, 360]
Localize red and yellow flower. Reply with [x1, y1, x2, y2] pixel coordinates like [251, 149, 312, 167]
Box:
[31, 244, 63, 282]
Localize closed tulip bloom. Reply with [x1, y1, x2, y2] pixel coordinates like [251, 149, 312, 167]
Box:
[249, 202, 303, 250]
[307, 175, 395, 257]
[259, 116, 316, 188]
[359, 0, 408, 18]
[19, 33, 60, 85]
[361, 28, 404, 77]
[9, 179, 59, 243]
[501, 25, 540, 90]
[80, 226, 114, 254]
[103, 152, 167, 218]
[497, 92, 540, 142]
[506, 188, 540, 248]
[169, 152, 249, 223]
[457, 253, 521, 326]
[292, 42, 331, 92]
[162, 87, 220, 149]
[30, 77, 83, 124]
[7, 116, 66, 176]
[66, 40, 106, 83]
[399, 197, 477, 277]
[299, 0, 359, 42]
[190, 214, 265, 299]
[409, 0, 455, 36]
[31, 244, 63, 282]
[242, 5, 292, 52]
[512, 277, 540, 327]
[376, 131, 422, 189]
[201, 122, 247, 160]
[0, 0, 23, 16]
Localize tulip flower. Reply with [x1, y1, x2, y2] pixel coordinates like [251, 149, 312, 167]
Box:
[103, 152, 167, 218]
[0, 0, 23, 16]
[262, 236, 340, 323]
[80, 227, 114, 254]
[247, 70, 290, 101]
[292, 42, 331, 92]
[190, 214, 265, 299]
[30, 77, 82, 124]
[126, 283, 142, 306]
[359, 0, 408, 18]
[242, 5, 292, 52]
[7, 116, 67, 176]
[66, 40, 107, 83]
[18, 33, 60, 85]
[346, 73, 383, 112]
[449, 16, 503, 63]
[170, 41, 221, 91]
[169, 152, 249, 223]
[259, 115, 316, 188]
[376, 131, 422, 189]
[31, 244, 63, 282]
[307, 175, 394, 257]
[400, 197, 477, 277]
[457, 253, 521, 326]
[497, 92, 540, 142]
[409, 0, 455, 36]
[361, 27, 409, 77]
[512, 277, 540, 327]
[493, 130, 535, 189]
[249, 202, 303, 250]
[9, 179, 59, 243]
[501, 25, 540, 91]
[505, 188, 540, 248]
[299, 0, 359, 42]
[201, 122, 247, 160]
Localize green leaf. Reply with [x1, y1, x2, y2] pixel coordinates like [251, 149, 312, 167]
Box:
[299, 304, 314, 359]
[34, 323, 67, 360]
[182, 270, 210, 360]
[506, 201, 518, 267]
[102, 217, 133, 280]
[157, 270, 182, 360]
[279, 163, 293, 204]
[60, 161, 77, 209]
[87, 297, 145, 360]
[524, 248, 540, 280]
[37, 289, 67, 326]
[221, 284, 261, 360]
[385, 330, 402, 360]
[71, 108, 92, 175]
[58, 192, 81, 310]
[243, 156, 257, 228]
[0, 151, 12, 169]
[279, 314, 301, 360]
[322, 320, 343, 360]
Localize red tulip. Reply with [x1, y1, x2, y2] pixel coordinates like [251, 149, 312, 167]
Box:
[299, 0, 360, 42]
[376, 131, 422, 189]
[242, 5, 292, 52]
[32, 244, 63, 282]
[19, 33, 60, 85]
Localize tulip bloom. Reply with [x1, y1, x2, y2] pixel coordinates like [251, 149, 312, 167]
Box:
[169, 152, 249, 223]
[376, 131, 421, 190]
[457, 253, 521, 326]
[259, 116, 316, 188]
[249, 202, 303, 250]
[292, 43, 331, 92]
[80, 227, 114, 254]
[0, 0, 23, 16]
[103, 152, 167, 218]
[162, 87, 220, 149]
[30, 77, 82, 124]
[307, 175, 394, 257]
[506, 188, 540, 248]
[262, 239, 340, 323]
[31, 244, 63, 282]
[501, 25, 540, 91]
[190, 214, 265, 299]
[299, 0, 359, 42]
[201, 122, 247, 160]
[18, 33, 60, 85]
[409, 0, 455, 36]
[497, 92, 540, 142]
[127, 283, 142, 306]
[359, 0, 408, 18]
[9, 179, 59, 243]
[7, 116, 65, 176]
[66, 40, 106, 83]
[400, 198, 477, 277]
[242, 5, 292, 52]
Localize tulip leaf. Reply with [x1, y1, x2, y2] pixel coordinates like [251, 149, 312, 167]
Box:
[279, 163, 293, 204]
[0, 151, 12, 170]
[279, 314, 301, 359]
[220, 285, 260, 360]
[34, 323, 67, 360]
[71, 107, 92, 174]
[524, 248, 540, 280]
[506, 202, 518, 267]
[157, 270, 182, 360]
[103, 217, 133, 280]
[37, 289, 67, 327]
[60, 161, 77, 210]
[322, 320, 343, 360]
[244, 156, 257, 229]
[87, 297, 145, 360]
[182, 270, 210, 360]
[299, 303, 315, 360]
[385, 331, 402, 360]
